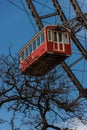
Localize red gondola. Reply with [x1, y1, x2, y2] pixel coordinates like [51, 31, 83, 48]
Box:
[20, 25, 72, 76]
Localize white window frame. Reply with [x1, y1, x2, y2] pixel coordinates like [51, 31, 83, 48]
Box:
[48, 30, 52, 42]
[58, 32, 63, 43]
[33, 40, 37, 51]
[63, 32, 69, 44]
[53, 31, 58, 42]
[41, 32, 44, 44]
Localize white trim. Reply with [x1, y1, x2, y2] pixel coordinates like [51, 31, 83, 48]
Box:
[53, 32, 65, 52]
[63, 32, 69, 44]
[47, 29, 53, 42]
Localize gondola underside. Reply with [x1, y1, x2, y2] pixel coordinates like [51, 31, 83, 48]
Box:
[22, 52, 69, 76]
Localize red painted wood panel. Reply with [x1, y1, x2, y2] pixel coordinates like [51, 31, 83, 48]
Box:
[20, 42, 46, 72]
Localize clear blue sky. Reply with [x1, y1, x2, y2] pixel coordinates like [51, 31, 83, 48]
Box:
[0, 0, 36, 55]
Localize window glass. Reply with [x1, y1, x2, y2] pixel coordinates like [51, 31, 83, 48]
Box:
[22, 51, 25, 61]
[37, 36, 40, 47]
[54, 32, 57, 41]
[29, 44, 32, 55]
[25, 47, 28, 57]
[48, 30, 52, 41]
[58, 32, 62, 42]
[41, 32, 44, 43]
[64, 33, 68, 43]
[33, 40, 36, 51]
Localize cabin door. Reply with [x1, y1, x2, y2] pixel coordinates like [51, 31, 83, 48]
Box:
[53, 31, 65, 52]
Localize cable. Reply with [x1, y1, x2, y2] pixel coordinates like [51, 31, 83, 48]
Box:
[20, 0, 37, 33]
[82, 59, 86, 84]
[32, 0, 55, 11]
[80, 0, 86, 8]
[84, 28, 87, 50]
[72, 69, 87, 73]
[39, 0, 48, 15]
[7, 0, 31, 15]
[7, 0, 37, 33]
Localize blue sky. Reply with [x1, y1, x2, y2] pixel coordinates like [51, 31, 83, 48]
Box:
[0, 0, 87, 129]
[0, 1, 35, 129]
[0, 0, 35, 55]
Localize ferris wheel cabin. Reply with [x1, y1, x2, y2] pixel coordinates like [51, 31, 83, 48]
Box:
[20, 25, 72, 76]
